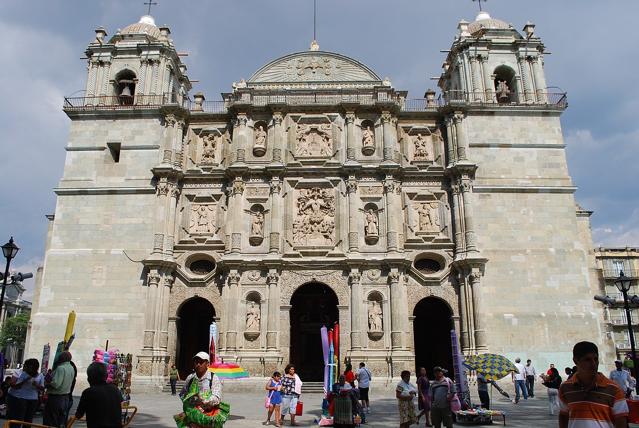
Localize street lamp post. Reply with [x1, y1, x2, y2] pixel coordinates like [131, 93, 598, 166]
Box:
[615, 271, 639, 395]
[0, 237, 20, 325]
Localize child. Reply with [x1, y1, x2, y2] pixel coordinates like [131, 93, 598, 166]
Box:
[265, 371, 282, 427]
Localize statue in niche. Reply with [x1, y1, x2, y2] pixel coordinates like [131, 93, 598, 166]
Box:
[251, 210, 264, 237]
[496, 80, 511, 101]
[361, 125, 375, 155]
[295, 123, 333, 157]
[292, 188, 336, 246]
[200, 134, 217, 164]
[365, 209, 378, 237]
[416, 202, 440, 233]
[245, 301, 261, 332]
[253, 125, 267, 156]
[413, 133, 432, 161]
[368, 301, 383, 332]
[189, 204, 215, 234]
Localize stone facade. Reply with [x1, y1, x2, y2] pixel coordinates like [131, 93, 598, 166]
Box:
[26, 11, 611, 390]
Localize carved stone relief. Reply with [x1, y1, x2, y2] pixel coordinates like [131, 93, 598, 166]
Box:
[368, 301, 383, 332]
[200, 134, 220, 165]
[295, 124, 333, 157]
[253, 125, 267, 157]
[245, 301, 261, 332]
[361, 125, 375, 156]
[413, 133, 433, 161]
[189, 203, 216, 235]
[292, 188, 336, 246]
[364, 208, 379, 244]
[416, 202, 440, 233]
[248, 205, 265, 246]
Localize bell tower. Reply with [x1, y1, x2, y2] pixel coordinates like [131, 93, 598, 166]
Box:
[84, 15, 191, 104]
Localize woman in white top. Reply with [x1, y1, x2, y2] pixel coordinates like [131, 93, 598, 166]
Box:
[396, 370, 417, 428]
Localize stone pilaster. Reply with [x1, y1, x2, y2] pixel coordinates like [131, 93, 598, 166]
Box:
[456, 273, 471, 352]
[86, 60, 98, 97]
[165, 182, 180, 257]
[469, 55, 483, 101]
[231, 177, 244, 253]
[470, 270, 487, 351]
[100, 61, 111, 97]
[234, 114, 248, 163]
[347, 176, 359, 252]
[384, 176, 400, 252]
[389, 270, 407, 349]
[381, 112, 395, 162]
[143, 270, 161, 350]
[531, 56, 547, 103]
[445, 117, 456, 165]
[226, 271, 241, 351]
[266, 271, 280, 350]
[460, 178, 479, 254]
[450, 183, 464, 255]
[269, 178, 282, 253]
[345, 112, 356, 161]
[479, 54, 493, 102]
[518, 54, 534, 102]
[349, 270, 363, 349]
[453, 113, 468, 161]
[158, 275, 173, 351]
[272, 113, 283, 163]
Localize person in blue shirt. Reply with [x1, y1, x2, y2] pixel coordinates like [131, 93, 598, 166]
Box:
[6, 358, 45, 426]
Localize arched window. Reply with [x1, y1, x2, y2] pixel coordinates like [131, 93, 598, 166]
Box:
[493, 65, 518, 104]
[114, 69, 137, 105]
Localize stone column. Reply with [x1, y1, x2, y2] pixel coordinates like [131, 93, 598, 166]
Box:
[470, 271, 487, 351]
[143, 271, 161, 350]
[531, 56, 547, 103]
[226, 271, 241, 351]
[231, 178, 244, 253]
[453, 113, 468, 161]
[480, 55, 493, 102]
[381, 112, 395, 162]
[384, 176, 400, 252]
[457, 274, 471, 352]
[445, 117, 456, 165]
[469, 55, 483, 101]
[347, 176, 359, 252]
[518, 55, 534, 102]
[272, 113, 283, 163]
[86, 61, 98, 98]
[157, 275, 173, 351]
[138, 59, 148, 96]
[460, 178, 478, 254]
[450, 183, 464, 255]
[152, 179, 169, 255]
[165, 182, 180, 257]
[266, 271, 280, 350]
[236, 114, 248, 163]
[345, 112, 356, 162]
[150, 60, 159, 95]
[349, 270, 363, 349]
[269, 178, 282, 253]
[389, 271, 407, 349]
[100, 61, 111, 97]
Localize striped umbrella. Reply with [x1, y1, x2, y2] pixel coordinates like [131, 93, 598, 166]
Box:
[463, 353, 518, 381]
[208, 362, 249, 379]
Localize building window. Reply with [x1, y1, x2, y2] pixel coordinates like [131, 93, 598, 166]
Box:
[107, 142, 121, 163]
[612, 260, 626, 276]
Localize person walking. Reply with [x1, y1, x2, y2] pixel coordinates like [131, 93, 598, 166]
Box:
[72, 362, 123, 428]
[356, 362, 371, 413]
[609, 360, 632, 398]
[429, 367, 454, 428]
[6, 358, 44, 427]
[43, 351, 75, 427]
[280, 364, 302, 426]
[541, 367, 562, 415]
[559, 341, 628, 428]
[476, 373, 490, 409]
[524, 359, 536, 398]
[396, 370, 417, 428]
[416, 367, 432, 426]
[265, 371, 282, 427]
[512, 357, 528, 403]
[169, 364, 180, 396]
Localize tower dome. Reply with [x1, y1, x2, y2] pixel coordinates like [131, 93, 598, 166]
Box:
[119, 15, 162, 40]
[468, 11, 510, 35]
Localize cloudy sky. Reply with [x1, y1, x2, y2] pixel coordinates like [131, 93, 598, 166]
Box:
[1, 0, 637, 297]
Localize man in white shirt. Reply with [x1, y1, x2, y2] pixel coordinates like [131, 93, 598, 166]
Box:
[512, 357, 528, 403]
[524, 359, 537, 398]
[356, 362, 372, 412]
[180, 351, 222, 409]
[610, 360, 632, 398]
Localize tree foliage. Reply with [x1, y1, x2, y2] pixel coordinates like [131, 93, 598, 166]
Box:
[0, 312, 30, 348]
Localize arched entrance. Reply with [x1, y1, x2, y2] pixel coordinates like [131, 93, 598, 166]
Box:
[413, 297, 454, 378]
[176, 297, 215, 378]
[290, 282, 339, 381]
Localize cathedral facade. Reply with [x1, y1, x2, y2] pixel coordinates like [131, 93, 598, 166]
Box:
[27, 11, 610, 388]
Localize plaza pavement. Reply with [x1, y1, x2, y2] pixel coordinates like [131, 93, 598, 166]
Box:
[4, 390, 638, 427]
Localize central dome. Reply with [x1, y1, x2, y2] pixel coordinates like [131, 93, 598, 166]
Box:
[247, 51, 383, 89]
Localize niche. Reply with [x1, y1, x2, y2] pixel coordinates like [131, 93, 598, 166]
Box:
[114, 69, 137, 105]
[253, 121, 268, 157]
[367, 291, 384, 340]
[493, 65, 517, 104]
[360, 120, 375, 156]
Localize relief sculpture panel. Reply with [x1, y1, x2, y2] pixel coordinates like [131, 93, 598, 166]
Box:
[292, 187, 336, 246]
[189, 203, 216, 235]
[295, 124, 333, 157]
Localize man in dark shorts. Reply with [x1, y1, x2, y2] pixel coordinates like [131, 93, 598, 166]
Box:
[356, 362, 371, 413]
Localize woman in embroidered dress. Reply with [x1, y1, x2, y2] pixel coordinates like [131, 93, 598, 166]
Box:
[396, 370, 418, 428]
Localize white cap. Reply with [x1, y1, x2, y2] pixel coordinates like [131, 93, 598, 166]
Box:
[194, 351, 210, 361]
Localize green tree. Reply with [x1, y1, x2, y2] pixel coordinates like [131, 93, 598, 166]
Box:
[0, 312, 30, 348]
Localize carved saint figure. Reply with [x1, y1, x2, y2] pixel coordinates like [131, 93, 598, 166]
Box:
[254, 125, 267, 149]
[251, 210, 264, 237]
[413, 133, 431, 160]
[189, 204, 215, 234]
[245, 301, 260, 332]
[362, 126, 374, 148]
[496, 80, 511, 101]
[365, 209, 378, 237]
[416, 202, 440, 232]
[292, 188, 336, 245]
[368, 301, 383, 332]
[295, 124, 333, 157]
[201, 134, 217, 164]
